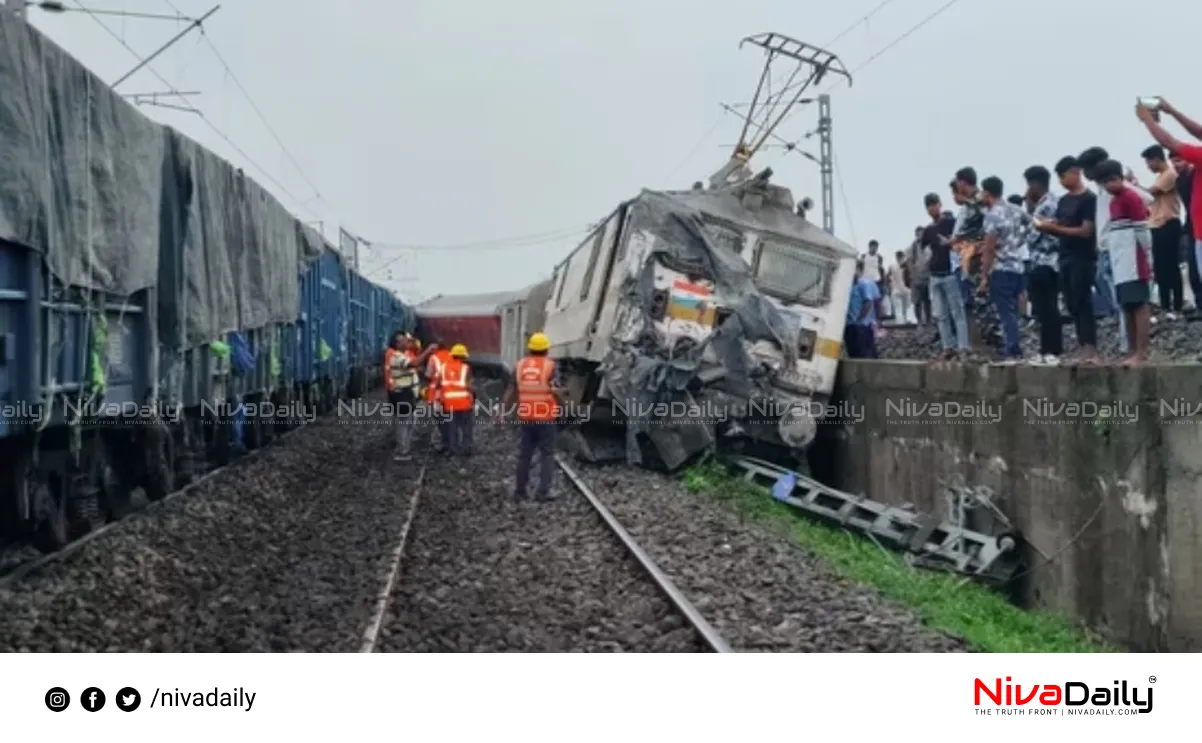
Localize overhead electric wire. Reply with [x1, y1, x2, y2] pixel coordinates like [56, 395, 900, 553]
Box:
[367, 226, 590, 253]
[729, 0, 904, 111]
[154, 0, 328, 208]
[662, 113, 726, 184]
[832, 144, 859, 246]
[68, 0, 320, 221]
[361, 228, 589, 281]
[786, 0, 973, 143]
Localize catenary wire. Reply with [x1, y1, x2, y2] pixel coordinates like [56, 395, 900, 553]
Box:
[832, 144, 859, 245]
[785, 0, 974, 143]
[657, 0, 905, 189]
[731, 0, 905, 111]
[361, 227, 590, 279]
[155, 0, 329, 207]
[69, 1, 321, 221]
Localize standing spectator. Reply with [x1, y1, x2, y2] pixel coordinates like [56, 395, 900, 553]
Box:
[952, 167, 998, 350]
[1169, 151, 1201, 307]
[1077, 147, 1121, 324]
[952, 169, 986, 299]
[844, 259, 879, 359]
[1129, 144, 1182, 314]
[1096, 159, 1153, 365]
[1023, 165, 1063, 363]
[1035, 157, 1099, 364]
[978, 176, 1030, 361]
[1078, 147, 1153, 349]
[863, 240, 885, 321]
[922, 192, 970, 359]
[1008, 194, 1033, 322]
[908, 226, 933, 324]
[1138, 100, 1202, 312]
[888, 252, 911, 323]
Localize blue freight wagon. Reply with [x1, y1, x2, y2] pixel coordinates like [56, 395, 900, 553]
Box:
[0, 12, 413, 553]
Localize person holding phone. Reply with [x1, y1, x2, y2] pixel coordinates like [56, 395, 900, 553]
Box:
[1128, 144, 1182, 315]
[1034, 157, 1100, 365]
[1136, 98, 1202, 310]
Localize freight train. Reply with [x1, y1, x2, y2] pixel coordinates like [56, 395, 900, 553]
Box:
[0, 15, 413, 553]
[415, 170, 858, 471]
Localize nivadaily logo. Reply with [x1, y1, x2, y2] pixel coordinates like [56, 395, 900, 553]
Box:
[974, 677, 1154, 715]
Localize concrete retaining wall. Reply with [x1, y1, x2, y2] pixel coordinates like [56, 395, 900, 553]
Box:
[822, 360, 1202, 651]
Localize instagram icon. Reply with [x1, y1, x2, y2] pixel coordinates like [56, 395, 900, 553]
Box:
[45, 687, 70, 712]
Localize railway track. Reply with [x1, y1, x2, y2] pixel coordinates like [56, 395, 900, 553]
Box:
[554, 455, 731, 653]
[371, 433, 734, 653]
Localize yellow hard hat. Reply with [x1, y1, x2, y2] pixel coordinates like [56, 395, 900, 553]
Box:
[527, 332, 550, 352]
[451, 343, 468, 358]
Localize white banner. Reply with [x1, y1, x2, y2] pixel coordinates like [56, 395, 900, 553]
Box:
[2, 653, 1186, 740]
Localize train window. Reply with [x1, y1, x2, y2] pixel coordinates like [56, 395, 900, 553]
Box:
[579, 228, 604, 301]
[754, 239, 835, 305]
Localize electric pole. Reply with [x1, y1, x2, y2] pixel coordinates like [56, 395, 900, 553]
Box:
[817, 94, 834, 235]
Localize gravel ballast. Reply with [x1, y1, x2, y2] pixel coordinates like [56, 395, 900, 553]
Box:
[878, 308, 1202, 362]
[574, 464, 966, 653]
[0, 411, 968, 653]
[0, 415, 417, 652]
[376, 424, 705, 652]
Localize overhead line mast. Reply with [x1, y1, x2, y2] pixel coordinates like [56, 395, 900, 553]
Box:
[711, 32, 851, 233]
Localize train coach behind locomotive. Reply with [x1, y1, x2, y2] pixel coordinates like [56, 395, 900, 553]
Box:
[539, 170, 857, 471]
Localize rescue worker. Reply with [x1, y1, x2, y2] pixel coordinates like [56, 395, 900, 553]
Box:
[383, 331, 432, 461]
[424, 342, 454, 454]
[502, 331, 563, 502]
[439, 344, 475, 457]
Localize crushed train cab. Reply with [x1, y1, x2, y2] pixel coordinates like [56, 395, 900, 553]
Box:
[540, 170, 857, 471]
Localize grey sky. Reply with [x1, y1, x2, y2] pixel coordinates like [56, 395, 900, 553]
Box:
[24, 0, 1202, 301]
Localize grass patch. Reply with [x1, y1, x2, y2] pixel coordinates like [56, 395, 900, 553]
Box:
[683, 463, 1113, 653]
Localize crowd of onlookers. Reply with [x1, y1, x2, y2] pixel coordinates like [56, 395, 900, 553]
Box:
[843, 98, 1202, 366]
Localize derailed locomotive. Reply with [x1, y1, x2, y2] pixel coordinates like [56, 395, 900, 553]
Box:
[541, 170, 858, 471]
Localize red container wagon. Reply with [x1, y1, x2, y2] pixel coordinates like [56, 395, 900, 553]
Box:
[414, 282, 553, 395]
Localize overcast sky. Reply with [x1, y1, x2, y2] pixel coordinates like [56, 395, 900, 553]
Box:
[21, 0, 1202, 301]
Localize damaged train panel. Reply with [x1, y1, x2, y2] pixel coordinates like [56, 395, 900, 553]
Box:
[542, 171, 858, 472]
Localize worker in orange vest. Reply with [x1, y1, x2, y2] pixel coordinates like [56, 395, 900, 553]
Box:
[383, 331, 433, 461]
[502, 332, 563, 501]
[424, 343, 454, 453]
[439, 344, 475, 457]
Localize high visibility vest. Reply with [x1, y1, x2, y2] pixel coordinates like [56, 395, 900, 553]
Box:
[515, 355, 560, 422]
[384, 348, 417, 393]
[426, 349, 451, 404]
[440, 358, 473, 413]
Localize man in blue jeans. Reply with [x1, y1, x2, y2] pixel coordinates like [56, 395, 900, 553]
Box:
[978, 175, 1031, 360]
[920, 194, 970, 359]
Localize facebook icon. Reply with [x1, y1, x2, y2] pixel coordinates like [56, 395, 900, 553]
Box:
[81, 687, 106, 712]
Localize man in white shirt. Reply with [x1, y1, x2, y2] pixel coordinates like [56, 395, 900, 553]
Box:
[1078, 147, 1154, 354]
[888, 252, 911, 323]
[862, 240, 885, 322]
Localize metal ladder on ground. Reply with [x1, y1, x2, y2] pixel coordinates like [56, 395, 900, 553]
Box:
[727, 456, 1020, 585]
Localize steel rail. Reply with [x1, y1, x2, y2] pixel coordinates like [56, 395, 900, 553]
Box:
[360, 464, 426, 653]
[555, 455, 733, 653]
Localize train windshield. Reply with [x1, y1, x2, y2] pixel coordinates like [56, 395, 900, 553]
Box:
[754, 239, 834, 305]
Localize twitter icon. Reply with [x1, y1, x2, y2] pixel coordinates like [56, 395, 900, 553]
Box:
[115, 687, 141, 712]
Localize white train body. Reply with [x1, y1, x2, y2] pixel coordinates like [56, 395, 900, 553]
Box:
[540, 176, 858, 465]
